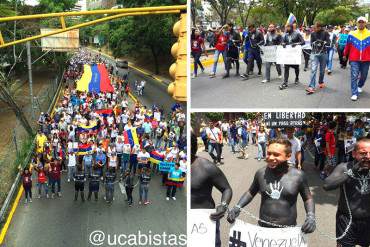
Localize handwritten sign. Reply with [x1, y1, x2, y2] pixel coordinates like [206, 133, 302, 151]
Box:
[188, 209, 216, 247]
[345, 138, 357, 154]
[261, 46, 277, 63]
[229, 220, 308, 247]
[276, 45, 302, 65]
[263, 112, 305, 128]
[158, 161, 175, 172]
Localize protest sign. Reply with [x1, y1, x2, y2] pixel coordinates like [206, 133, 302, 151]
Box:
[263, 112, 305, 128]
[276, 45, 302, 65]
[154, 112, 161, 121]
[188, 209, 216, 247]
[158, 161, 175, 172]
[344, 138, 357, 154]
[261, 46, 277, 63]
[229, 220, 308, 247]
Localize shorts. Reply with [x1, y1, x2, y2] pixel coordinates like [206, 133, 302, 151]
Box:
[336, 213, 370, 246]
[89, 182, 99, 192]
[138, 163, 150, 170]
[75, 182, 84, 191]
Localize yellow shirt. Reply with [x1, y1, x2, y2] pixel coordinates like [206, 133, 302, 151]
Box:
[36, 134, 47, 153]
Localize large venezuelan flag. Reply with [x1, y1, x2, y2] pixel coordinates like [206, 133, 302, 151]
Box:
[95, 109, 113, 118]
[77, 122, 98, 133]
[76, 64, 114, 93]
[123, 128, 139, 147]
[77, 143, 92, 155]
[345, 29, 370, 61]
[150, 150, 165, 164]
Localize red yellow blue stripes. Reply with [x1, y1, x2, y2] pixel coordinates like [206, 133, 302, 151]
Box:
[123, 128, 139, 147]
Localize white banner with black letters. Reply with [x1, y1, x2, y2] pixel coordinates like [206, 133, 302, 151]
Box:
[188, 209, 216, 247]
[229, 220, 308, 247]
[261, 46, 277, 63]
[276, 45, 302, 65]
[263, 112, 305, 128]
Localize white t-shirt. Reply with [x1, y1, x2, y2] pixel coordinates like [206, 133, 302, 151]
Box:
[179, 159, 187, 173]
[115, 142, 124, 153]
[123, 144, 131, 154]
[221, 123, 229, 132]
[286, 136, 301, 165]
[68, 154, 76, 167]
[138, 151, 150, 163]
[257, 132, 267, 143]
[207, 127, 221, 143]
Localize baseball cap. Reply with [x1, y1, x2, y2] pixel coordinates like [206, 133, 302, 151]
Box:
[357, 16, 368, 23]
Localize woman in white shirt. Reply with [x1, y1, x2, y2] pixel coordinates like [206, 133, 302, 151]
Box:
[257, 126, 268, 161]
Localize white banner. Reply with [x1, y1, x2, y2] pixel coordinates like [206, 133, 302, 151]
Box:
[40, 29, 79, 52]
[188, 209, 216, 247]
[229, 220, 308, 247]
[154, 112, 161, 121]
[261, 46, 277, 63]
[276, 45, 302, 65]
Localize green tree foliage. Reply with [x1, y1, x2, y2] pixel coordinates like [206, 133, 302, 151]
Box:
[205, 0, 239, 25]
[204, 112, 224, 122]
[38, 0, 78, 13]
[315, 6, 353, 26]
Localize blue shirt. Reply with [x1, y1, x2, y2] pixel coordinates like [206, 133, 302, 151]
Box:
[83, 155, 93, 166]
[96, 153, 106, 165]
[169, 167, 182, 180]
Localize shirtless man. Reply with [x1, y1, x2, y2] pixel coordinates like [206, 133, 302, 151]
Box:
[323, 137, 370, 247]
[191, 132, 232, 247]
[227, 138, 316, 234]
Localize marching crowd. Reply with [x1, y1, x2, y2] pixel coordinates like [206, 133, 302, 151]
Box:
[191, 16, 370, 101]
[20, 49, 187, 206]
[199, 113, 370, 180]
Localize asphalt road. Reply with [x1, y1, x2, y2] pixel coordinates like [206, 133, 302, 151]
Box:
[3, 172, 186, 247]
[196, 141, 340, 247]
[191, 56, 370, 108]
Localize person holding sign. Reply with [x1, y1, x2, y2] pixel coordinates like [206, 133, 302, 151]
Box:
[306, 22, 331, 95]
[166, 163, 183, 201]
[227, 139, 316, 234]
[261, 23, 282, 83]
[279, 24, 305, 90]
[191, 132, 233, 247]
[323, 138, 370, 247]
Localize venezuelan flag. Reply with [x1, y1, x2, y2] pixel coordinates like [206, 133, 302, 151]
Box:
[77, 122, 98, 133]
[123, 128, 139, 147]
[95, 109, 113, 118]
[77, 143, 92, 155]
[76, 64, 114, 93]
[149, 150, 165, 164]
[286, 13, 296, 25]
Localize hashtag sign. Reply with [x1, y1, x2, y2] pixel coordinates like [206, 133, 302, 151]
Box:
[229, 230, 247, 247]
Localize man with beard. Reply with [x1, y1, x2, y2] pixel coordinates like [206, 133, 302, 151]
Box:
[279, 24, 305, 90]
[191, 131, 233, 247]
[323, 137, 370, 247]
[306, 22, 330, 94]
[227, 139, 316, 235]
[241, 24, 265, 80]
[262, 23, 283, 83]
[223, 23, 242, 78]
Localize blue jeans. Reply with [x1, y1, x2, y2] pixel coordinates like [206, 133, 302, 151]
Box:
[212, 49, 227, 74]
[326, 48, 334, 71]
[257, 142, 266, 159]
[192, 51, 204, 76]
[309, 53, 327, 88]
[155, 138, 162, 149]
[38, 182, 48, 196]
[350, 61, 370, 96]
[139, 183, 149, 202]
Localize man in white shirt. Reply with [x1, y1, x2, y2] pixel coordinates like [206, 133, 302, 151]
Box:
[67, 152, 76, 182]
[283, 127, 302, 169]
[221, 121, 230, 144]
[206, 122, 223, 164]
[137, 148, 151, 172]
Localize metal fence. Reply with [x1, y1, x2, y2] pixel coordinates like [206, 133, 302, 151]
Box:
[0, 71, 63, 224]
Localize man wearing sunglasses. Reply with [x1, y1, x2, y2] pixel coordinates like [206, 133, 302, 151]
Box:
[324, 137, 370, 247]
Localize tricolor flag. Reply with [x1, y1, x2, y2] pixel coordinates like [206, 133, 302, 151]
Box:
[95, 109, 113, 118]
[149, 150, 165, 164]
[123, 128, 139, 147]
[302, 16, 307, 27]
[77, 143, 92, 155]
[286, 13, 296, 25]
[76, 64, 114, 93]
[77, 122, 98, 133]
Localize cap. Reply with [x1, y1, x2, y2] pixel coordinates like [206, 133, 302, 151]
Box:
[357, 16, 368, 23]
[344, 27, 350, 31]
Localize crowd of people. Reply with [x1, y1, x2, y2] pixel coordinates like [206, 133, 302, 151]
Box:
[191, 16, 370, 101]
[20, 49, 187, 206]
[199, 113, 370, 180]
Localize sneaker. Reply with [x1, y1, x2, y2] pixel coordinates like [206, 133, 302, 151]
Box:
[240, 73, 249, 79]
[304, 68, 307, 71]
[358, 87, 363, 93]
[209, 73, 216, 78]
[257, 71, 262, 76]
[144, 201, 150, 205]
[67, 179, 70, 183]
[279, 83, 288, 90]
[46, 194, 49, 199]
[222, 74, 229, 79]
[201, 68, 205, 73]
[319, 83, 325, 89]
[328, 70, 332, 75]
[51, 194, 55, 199]
[29, 199, 32, 203]
[172, 197, 176, 201]
[306, 87, 315, 94]
[191, 74, 196, 79]
[139, 201, 142, 205]
[38, 195, 41, 199]
[261, 79, 269, 83]
[57, 192, 61, 197]
[294, 79, 299, 84]
[24, 199, 28, 204]
[351, 95, 358, 101]
[320, 172, 326, 180]
[166, 197, 170, 201]
[278, 75, 282, 79]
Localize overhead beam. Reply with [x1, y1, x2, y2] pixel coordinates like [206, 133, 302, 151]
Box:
[0, 5, 186, 22]
[0, 10, 180, 48]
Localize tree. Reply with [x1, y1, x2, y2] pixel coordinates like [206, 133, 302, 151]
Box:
[205, 0, 239, 25]
[236, 0, 257, 27]
[191, 0, 203, 26]
[315, 6, 353, 26]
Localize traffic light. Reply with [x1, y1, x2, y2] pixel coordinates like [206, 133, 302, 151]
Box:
[168, 12, 187, 102]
